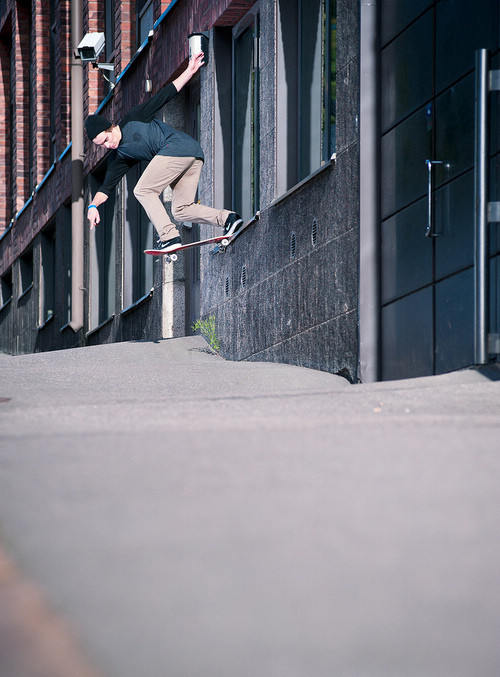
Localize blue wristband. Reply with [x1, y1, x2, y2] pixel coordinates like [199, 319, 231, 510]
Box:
[88, 204, 97, 210]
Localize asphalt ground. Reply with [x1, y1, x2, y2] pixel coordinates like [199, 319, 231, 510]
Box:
[0, 337, 499, 677]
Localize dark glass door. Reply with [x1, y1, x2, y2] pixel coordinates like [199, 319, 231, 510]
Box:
[379, 0, 500, 380]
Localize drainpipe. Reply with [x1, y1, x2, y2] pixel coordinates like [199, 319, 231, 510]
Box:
[69, 0, 84, 332]
[358, 0, 379, 382]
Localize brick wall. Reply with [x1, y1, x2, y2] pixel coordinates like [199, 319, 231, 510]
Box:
[0, 0, 259, 354]
[0, 26, 11, 228]
[0, 0, 72, 264]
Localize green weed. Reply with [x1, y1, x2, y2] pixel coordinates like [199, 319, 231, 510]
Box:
[192, 315, 221, 352]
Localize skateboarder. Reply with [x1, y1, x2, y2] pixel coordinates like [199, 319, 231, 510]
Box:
[85, 51, 242, 251]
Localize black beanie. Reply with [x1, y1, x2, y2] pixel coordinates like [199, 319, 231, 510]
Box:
[85, 114, 112, 140]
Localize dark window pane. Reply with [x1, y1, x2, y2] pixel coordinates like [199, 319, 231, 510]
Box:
[435, 268, 474, 373]
[381, 197, 432, 303]
[298, 0, 322, 179]
[382, 288, 434, 380]
[435, 170, 474, 279]
[233, 24, 257, 221]
[436, 0, 498, 94]
[381, 105, 432, 219]
[434, 73, 475, 185]
[381, 12, 433, 132]
[381, 0, 433, 46]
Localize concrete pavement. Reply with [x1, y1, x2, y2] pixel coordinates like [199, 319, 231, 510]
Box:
[1, 337, 499, 677]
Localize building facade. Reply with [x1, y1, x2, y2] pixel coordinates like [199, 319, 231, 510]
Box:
[0, 0, 498, 382]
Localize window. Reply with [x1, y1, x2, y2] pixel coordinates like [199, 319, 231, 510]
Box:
[123, 163, 153, 309]
[28, 4, 35, 190]
[233, 11, 260, 222]
[105, 0, 115, 57]
[213, 8, 260, 222]
[137, 0, 154, 46]
[17, 0, 31, 203]
[19, 248, 33, 297]
[61, 204, 72, 326]
[40, 224, 56, 325]
[0, 27, 13, 225]
[8, 27, 14, 218]
[0, 268, 12, 309]
[277, 0, 336, 192]
[103, 0, 115, 94]
[89, 168, 116, 329]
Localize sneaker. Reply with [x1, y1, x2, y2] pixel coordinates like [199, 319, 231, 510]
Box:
[223, 213, 243, 237]
[157, 236, 181, 252]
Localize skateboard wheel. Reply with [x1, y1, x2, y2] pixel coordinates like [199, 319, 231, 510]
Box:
[221, 238, 229, 247]
[170, 253, 178, 262]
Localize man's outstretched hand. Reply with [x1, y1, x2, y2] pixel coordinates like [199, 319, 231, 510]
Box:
[172, 51, 205, 92]
[187, 51, 205, 76]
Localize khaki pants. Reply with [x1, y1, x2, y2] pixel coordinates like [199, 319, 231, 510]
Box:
[133, 155, 231, 242]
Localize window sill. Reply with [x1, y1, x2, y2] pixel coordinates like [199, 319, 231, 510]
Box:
[17, 283, 33, 303]
[270, 158, 335, 210]
[37, 312, 55, 331]
[121, 287, 154, 316]
[86, 314, 115, 339]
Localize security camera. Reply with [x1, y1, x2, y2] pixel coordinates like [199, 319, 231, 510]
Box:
[77, 32, 105, 62]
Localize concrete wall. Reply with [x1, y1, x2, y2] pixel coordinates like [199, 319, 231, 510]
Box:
[199, 0, 360, 381]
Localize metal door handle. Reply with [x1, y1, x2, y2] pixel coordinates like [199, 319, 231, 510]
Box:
[425, 159, 444, 237]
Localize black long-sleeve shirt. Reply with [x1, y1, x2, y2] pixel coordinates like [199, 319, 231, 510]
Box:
[98, 83, 204, 197]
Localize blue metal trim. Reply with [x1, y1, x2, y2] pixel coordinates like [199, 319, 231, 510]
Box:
[35, 164, 56, 193]
[0, 222, 13, 242]
[15, 195, 33, 220]
[58, 143, 72, 162]
[154, 0, 181, 29]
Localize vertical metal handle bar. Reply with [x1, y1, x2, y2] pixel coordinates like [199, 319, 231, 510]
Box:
[425, 160, 443, 237]
[474, 49, 489, 365]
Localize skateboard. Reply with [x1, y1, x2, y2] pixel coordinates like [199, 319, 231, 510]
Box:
[144, 234, 232, 262]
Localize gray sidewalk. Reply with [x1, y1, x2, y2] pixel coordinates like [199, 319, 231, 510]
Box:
[1, 337, 499, 677]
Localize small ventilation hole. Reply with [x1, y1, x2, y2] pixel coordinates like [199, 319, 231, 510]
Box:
[290, 231, 296, 260]
[225, 276, 230, 298]
[311, 218, 318, 247]
[241, 264, 247, 289]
